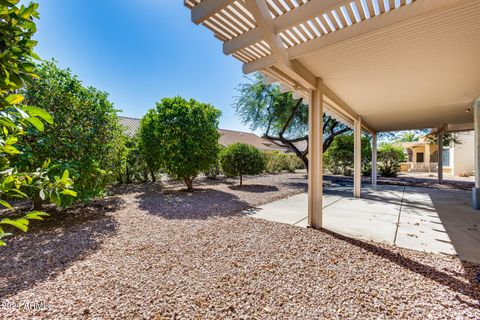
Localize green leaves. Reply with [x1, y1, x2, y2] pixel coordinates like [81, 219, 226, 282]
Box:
[17, 60, 126, 201]
[220, 143, 265, 185]
[0, 211, 49, 246]
[61, 189, 77, 197]
[26, 116, 44, 131]
[139, 96, 221, 191]
[0, 0, 19, 7]
[0, 1, 78, 246]
[23, 106, 54, 124]
[5, 94, 24, 105]
[0, 199, 12, 208]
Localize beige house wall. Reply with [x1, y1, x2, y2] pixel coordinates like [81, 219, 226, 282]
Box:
[401, 131, 474, 176]
[451, 131, 474, 176]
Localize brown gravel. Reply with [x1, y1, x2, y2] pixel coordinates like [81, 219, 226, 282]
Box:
[1, 172, 479, 319]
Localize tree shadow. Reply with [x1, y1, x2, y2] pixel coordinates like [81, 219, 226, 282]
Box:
[111, 177, 239, 196]
[321, 229, 480, 303]
[277, 176, 308, 190]
[0, 197, 123, 298]
[228, 184, 279, 193]
[135, 187, 251, 220]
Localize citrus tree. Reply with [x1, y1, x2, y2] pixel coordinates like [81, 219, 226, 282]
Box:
[0, 1, 76, 245]
[17, 60, 126, 201]
[140, 97, 221, 191]
[138, 109, 163, 181]
[220, 143, 265, 186]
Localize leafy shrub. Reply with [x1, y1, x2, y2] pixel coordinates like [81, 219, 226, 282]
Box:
[262, 151, 303, 173]
[138, 109, 163, 180]
[323, 134, 371, 176]
[17, 61, 126, 201]
[139, 97, 221, 191]
[204, 146, 224, 180]
[378, 143, 406, 177]
[0, 1, 76, 245]
[119, 135, 151, 183]
[220, 143, 265, 185]
[204, 161, 222, 180]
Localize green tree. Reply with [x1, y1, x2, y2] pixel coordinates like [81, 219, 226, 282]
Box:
[204, 145, 224, 180]
[220, 143, 265, 186]
[140, 97, 221, 191]
[17, 60, 126, 201]
[396, 131, 419, 142]
[424, 132, 461, 147]
[0, 1, 76, 245]
[378, 143, 406, 177]
[234, 73, 351, 169]
[323, 134, 372, 176]
[120, 135, 150, 183]
[138, 109, 163, 181]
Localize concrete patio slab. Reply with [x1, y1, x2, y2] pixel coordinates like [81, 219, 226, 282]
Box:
[246, 185, 480, 263]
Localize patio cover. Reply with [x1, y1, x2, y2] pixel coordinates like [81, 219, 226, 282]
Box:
[184, 0, 480, 226]
[185, 0, 479, 131]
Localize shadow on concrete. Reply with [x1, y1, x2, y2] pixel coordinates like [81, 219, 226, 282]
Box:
[322, 229, 480, 303]
[0, 197, 122, 298]
[427, 189, 480, 264]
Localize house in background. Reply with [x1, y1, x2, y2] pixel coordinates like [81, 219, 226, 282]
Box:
[400, 131, 474, 176]
[118, 116, 288, 152]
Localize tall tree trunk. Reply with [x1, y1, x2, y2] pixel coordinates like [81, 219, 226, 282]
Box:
[150, 169, 156, 182]
[240, 174, 243, 186]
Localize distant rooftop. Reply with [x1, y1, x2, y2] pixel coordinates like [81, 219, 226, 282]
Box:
[118, 116, 288, 152]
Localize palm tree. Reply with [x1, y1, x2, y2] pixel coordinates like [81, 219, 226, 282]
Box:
[397, 131, 419, 142]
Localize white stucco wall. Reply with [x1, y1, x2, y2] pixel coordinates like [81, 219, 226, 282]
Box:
[451, 131, 474, 175]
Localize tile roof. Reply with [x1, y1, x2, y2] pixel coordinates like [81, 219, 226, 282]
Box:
[218, 129, 287, 152]
[119, 116, 141, 137]
[118, 116, 288, 152]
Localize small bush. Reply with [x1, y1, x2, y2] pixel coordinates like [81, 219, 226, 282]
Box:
[378, 143, 406, 177]
[203, 146, 224, 180]
[263, 151, 303, 173]
[119, 135, 151, 183]
[220, 143, 265, 185]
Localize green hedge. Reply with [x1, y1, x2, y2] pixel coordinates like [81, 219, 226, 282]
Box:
[262, 151, 305, 173]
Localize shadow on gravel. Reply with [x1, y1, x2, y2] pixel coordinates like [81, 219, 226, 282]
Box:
[322, 229, 480, 303]
[0, 197, 123, 299]
[228, 184, 278, 193]
[135, 186, 251, 220]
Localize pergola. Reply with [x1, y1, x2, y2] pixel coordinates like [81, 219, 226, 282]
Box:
[184, 0, 480, 228]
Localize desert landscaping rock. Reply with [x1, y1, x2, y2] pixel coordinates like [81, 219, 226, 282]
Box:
[0, 172, 479, 319]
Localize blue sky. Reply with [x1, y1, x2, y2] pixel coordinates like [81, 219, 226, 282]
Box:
[33, 0, 252, 132]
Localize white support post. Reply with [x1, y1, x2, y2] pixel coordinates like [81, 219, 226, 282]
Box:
[308, 80, 323, 229]
[354, 117, 362, 198]
[437, 132, 444, 184]
[372, 132, 377, 187]
[472, 97, 480, 210]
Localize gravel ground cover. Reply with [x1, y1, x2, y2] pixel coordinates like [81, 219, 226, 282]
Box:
[0, 172, 479, 319]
